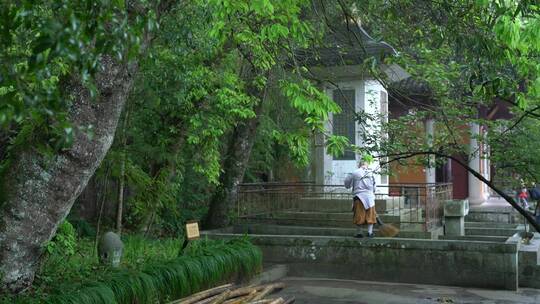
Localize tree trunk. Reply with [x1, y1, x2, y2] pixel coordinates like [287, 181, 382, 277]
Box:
[95, 164, 112, 258]
[206, 69, 268, 228]
[116, 108, 130, 235]
[0, 55, 137, 293]
[205, 108, 263, 228]
[116, 158, 126, 235]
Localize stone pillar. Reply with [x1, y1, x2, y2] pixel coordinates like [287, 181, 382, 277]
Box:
[468, 123, 485, 205]
[444, 200, 470, 236]
[482, 128, 491, 200]
[425, 118, 436, 183]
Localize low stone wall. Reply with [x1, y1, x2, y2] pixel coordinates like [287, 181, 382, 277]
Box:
[204, 231, 519, 290]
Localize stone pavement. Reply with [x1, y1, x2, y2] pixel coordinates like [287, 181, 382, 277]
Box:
[274, 277, 540, 304]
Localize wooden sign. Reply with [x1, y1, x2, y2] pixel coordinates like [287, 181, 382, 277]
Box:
[186, 221, 200, 240]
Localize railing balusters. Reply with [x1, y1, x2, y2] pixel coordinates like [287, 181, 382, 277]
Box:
[235, 182, 452, 232]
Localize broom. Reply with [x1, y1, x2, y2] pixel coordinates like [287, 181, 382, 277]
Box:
[376, 215, 399, 237]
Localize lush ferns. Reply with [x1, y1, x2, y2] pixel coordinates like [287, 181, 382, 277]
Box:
[45, 238, 262, 304]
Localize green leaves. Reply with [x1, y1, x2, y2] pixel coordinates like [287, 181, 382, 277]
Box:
[272, 130, 310, 166]
[494, 15, 522, 50]
[208, 0, 313, 71]
[280, 79, 339, 132]
[0, 0, 152, 158]
[326, 135, 350, 158]
[45, 221, 76, 256]
[251, 0, 275, 15]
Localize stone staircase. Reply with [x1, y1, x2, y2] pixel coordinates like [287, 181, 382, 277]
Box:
[202, 197, 540, 290]
[239, 196, 426, 232]
[462, 207, 540, 289]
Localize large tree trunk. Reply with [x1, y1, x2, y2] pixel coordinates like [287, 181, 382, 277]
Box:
[0, 55, 137, 293]
[205, 106, 264, 228]
[206, 69, 268, 228]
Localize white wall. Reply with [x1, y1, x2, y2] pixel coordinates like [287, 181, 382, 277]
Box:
[320, 79, 389, 193]
[363, 80, 388, 192]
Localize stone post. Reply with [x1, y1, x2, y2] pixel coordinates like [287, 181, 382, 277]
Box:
[444, 199, 470, 236]
[425, 118, 436, 184]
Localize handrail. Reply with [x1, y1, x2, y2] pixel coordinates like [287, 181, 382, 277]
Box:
[235, 182, 452, 232]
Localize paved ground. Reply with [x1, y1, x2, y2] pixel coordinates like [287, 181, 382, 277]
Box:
[273, 277, 540, 304]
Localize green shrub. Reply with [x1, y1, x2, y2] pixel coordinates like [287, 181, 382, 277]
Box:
[45, 221, 77, 256]
[68, 218, 97, 238]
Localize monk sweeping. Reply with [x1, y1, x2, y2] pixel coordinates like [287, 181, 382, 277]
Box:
[344, 155, 377, 238]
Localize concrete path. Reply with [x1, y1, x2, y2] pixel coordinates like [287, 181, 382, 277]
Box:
[274, 277, 540, 304]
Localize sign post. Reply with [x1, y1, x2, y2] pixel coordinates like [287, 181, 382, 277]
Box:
[180, 220, 200, 255]
[186, 221, 200, 240]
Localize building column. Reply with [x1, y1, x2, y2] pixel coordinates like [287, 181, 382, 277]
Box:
[425, 118, 436, 183]
[482, 127, 491, 200]
[468, 123, 486, 205]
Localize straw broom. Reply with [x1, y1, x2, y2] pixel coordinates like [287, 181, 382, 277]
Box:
[376, 215, 399, 237]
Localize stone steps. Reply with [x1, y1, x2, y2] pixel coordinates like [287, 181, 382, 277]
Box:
[286, 197, 409, 213]
[232, 223, 436, 239]
[439, 235, 509, 242]
[465, 222, 519, 229]
[240, 210, 424, 228]
[274, 211, 416, 221]
[465, 227, 522, 237]
[239, 216, 387, 228]
[466, 206, 525, 224]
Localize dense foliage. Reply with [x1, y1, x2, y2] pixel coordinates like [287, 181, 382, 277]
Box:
[0, 0, 151, 151]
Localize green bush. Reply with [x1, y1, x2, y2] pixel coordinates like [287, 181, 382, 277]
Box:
[45, 221, 77, 256]
[68, 218, 97, 238]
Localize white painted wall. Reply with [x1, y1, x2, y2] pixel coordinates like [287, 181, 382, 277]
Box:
[322, 79, 389, 194]
[363, 80, 389, 194]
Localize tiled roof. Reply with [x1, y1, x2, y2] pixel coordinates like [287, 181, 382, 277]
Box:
[295, 23, 396, 67]
[389, 77, 432, 96]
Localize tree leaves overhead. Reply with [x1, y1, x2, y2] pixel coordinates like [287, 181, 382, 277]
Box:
[0, 0, 152, 149]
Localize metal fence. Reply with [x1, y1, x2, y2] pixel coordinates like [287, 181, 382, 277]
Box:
[236, 182, 452, 232]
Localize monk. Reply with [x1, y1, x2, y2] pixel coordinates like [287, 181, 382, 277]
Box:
[344, 157, 376, 238]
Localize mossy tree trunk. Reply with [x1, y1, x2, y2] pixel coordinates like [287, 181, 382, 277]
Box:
[0, 0, 177, 292]
[206, 69, 268, 229]
[206, 105, 264, 228]
[0, 55, 137, 293]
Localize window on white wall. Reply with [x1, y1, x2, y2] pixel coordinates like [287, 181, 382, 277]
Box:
[332, 89, 356, 160]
